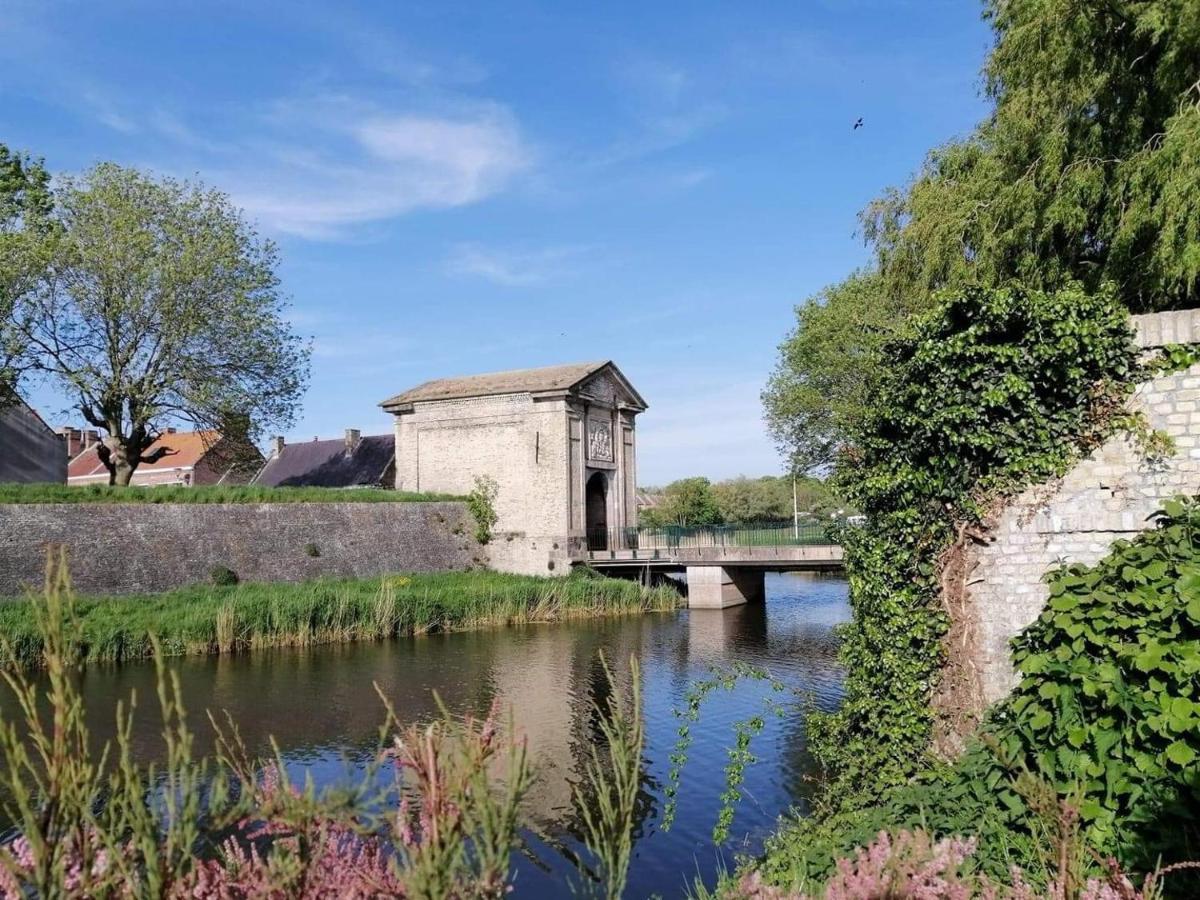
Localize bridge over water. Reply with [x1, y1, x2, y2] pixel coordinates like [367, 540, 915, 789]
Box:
[577, 523, 844, 608]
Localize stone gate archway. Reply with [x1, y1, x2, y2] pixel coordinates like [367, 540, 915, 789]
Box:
[586, 471, 608, 550]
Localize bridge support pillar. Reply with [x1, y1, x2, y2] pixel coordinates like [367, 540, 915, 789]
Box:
[685, 566, 764, 609]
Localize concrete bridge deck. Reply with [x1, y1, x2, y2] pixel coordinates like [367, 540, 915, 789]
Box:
[577, 525, 844, 608]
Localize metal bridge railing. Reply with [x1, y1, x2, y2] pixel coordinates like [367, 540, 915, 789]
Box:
[584, 521, 836, 554]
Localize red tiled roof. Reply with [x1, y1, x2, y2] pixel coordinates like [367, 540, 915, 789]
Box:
[67, 430, 222, 480]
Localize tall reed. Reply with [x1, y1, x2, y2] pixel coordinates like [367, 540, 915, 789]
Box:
[574, 652, 645, 900]
[0, 569, 682, 669]
[0, 553, 537, 897]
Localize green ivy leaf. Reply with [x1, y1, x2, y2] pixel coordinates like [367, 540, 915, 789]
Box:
[1164, 741, 1196, 767]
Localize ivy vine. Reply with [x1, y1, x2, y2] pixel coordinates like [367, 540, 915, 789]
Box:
[759, 500, 1200, 892]
[812, 283, 1144, 799]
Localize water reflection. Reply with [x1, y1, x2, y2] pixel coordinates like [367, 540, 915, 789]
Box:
[9, 572, 848, 898]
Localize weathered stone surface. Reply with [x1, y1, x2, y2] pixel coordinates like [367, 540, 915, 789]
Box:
[963, 310, 1200, 709]
[0, 502, 478, 596]
[685, 565, 765, 608]
[382, 362, 646, 575]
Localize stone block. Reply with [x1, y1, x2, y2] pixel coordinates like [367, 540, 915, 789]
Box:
[0, 502, 478, 596]
[685, 565, 764, 609]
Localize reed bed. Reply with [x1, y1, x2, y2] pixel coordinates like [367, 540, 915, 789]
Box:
[0, 483, 460, 504]
[0, 570, 682, 668]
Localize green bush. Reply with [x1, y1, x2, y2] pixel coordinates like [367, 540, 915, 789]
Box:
[815, 283, 1141, 796]
[993, 499, 1200, 867]
[466, 475, 499, 544]
[209, 565, 239, 587]
[760, 501, 1200, 894]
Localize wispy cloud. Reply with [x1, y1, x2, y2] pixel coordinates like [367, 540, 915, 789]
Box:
[444, 243, 590, 287]
[0, 4, 529, 241]
[157, 98, 535, 239]
[81, 90, 139, 134]
[588, 57, 726, 169]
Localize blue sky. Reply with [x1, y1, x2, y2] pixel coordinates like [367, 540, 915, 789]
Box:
[3, 1, 991, 484]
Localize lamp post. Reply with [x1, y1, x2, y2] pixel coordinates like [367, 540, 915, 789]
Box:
[793, 473, 800, 540]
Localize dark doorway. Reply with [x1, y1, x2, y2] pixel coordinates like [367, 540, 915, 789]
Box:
[586, 471, 608, 550]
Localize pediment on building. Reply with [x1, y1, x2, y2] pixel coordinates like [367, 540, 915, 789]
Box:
[573, 363, 647, 411]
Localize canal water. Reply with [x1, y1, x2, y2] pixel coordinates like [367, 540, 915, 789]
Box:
[23, 572, 848, 898]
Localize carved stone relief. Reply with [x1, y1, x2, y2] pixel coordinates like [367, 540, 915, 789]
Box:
[587, 418, 613, 462]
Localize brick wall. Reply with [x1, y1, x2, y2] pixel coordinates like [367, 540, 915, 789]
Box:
[0, 501, 480, 596]
[962, 309, 1200, 709]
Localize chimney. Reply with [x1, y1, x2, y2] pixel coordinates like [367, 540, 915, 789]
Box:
[165, 426, 177, 435]
[82, 430, 100, 451]
[344, 428, 361, 453]
[57, 427, 82, 459]
[271, 435, 285, 456]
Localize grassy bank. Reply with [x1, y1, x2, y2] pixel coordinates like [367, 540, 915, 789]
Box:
[0, 484, 461, 504]
[0, 570, 682, 668]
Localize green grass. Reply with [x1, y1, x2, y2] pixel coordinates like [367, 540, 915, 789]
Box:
[0, 570, 683, 668]
[0, 484, 462, 504]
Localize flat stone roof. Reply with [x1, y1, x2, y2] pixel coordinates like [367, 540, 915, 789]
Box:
[381, 360, 646, 410]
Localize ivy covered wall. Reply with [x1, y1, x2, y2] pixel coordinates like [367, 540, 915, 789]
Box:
[963, 311, 1200, 715]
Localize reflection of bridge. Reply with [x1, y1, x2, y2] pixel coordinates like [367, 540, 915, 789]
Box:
[575, 523, 844, 608]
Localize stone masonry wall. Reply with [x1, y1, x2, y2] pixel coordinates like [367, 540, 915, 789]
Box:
[964, 309, 1200, 707]
[0, 501, 480, 596]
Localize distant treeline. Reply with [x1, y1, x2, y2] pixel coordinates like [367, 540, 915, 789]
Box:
[637, 475, 843, 527]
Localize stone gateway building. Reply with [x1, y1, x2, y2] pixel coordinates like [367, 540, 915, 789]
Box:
[380, 361, 647, 575]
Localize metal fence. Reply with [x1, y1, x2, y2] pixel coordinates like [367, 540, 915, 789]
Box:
[585, 521, 835, 553]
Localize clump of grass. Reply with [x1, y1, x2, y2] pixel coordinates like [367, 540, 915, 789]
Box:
[0, 483, 462, 505]
[214, 601, 237, 653]
[0, 551, 537, 896]
[0, 569, 682, 669]
[574, 653, 645, 900]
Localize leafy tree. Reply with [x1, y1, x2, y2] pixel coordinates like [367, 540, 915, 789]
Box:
[763, 272, 916, 473]
[712, 475, 839, 524]
[10, 163, 309, 485]
[0, 143, 53, 403]
[767, 0, 1200, 471]
[641, 477, 723, 527]
[713, 476, 789, 524]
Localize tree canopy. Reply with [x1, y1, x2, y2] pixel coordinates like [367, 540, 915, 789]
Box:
[8, 163, 310, 485]
[640, 474, 841, 527]
[0, 144, 52, 402]
[639, 477, 724, 528]
[766, 0, 1200, 472]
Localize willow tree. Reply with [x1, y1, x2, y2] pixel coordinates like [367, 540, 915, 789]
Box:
[766, 0, 1200, 472]
[13, 163, 309, 485]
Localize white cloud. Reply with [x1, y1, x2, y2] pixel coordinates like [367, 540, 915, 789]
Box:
[76, 89, 139, 134]
[444, 243, 589, 287]
[216, 102, 532, 239]
[589, 57, 726, 168]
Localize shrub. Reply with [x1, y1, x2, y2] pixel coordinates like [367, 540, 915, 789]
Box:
[467, 475, 499, 544]
[758, 501, 1200, 896]
[209, 565, 239, 587]
[816, 283, 1141, 796]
